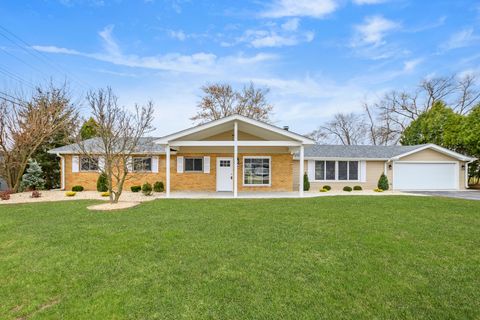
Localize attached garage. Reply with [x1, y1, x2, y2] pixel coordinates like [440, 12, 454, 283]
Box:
[393, 162, 458, 190]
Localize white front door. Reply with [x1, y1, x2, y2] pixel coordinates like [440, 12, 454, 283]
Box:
[216, 157, 233, 192]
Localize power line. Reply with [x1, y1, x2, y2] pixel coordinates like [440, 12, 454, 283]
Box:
[0, 24, 90, 91]
[0, 65, 35, 89]
[0, 47, 50, 80]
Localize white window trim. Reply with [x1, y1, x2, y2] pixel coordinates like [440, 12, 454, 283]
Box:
[313, 160, 360, 182]
[132, 156, 153, 173]
[80, 156, 99, 172]
[242, 156, 272, 187]
[184, 157, 204, 173]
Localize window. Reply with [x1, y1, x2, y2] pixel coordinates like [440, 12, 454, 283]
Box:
[185, 157, 203, 172]
[80, 157, 98, 172]
[219, 160, 230, 167]
[314, 160, 359, 181]
[244, 157, 270, 186]
[133, 157, 152, 172]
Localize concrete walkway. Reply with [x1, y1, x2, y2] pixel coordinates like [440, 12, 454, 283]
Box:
[405, 190, 480, 201]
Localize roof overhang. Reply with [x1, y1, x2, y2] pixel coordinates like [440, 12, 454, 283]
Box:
[389, 144, 476, 162]
[154, 114, 315, 145]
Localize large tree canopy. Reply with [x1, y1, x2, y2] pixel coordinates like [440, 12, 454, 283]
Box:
[191, 82, 273, 124]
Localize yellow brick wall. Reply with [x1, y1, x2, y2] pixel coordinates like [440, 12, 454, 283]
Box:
[62, 152, 293, 192]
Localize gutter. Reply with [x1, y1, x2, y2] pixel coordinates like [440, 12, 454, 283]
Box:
[57, 153, 65, 191]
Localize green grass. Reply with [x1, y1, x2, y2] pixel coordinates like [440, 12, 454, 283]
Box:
[1, 196, 479, 319]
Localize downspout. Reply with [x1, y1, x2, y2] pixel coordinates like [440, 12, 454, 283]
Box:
[57, 153, 65, 191]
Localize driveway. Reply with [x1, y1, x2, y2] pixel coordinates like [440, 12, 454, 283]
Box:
[406, 190, 480, 201]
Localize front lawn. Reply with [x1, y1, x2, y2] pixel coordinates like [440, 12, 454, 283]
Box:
[1, 196, 479, 319]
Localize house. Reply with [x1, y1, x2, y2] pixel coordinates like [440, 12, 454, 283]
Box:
[48, 114, 476, 196]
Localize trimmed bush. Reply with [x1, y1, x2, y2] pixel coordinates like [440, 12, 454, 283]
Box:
[319, 188, 328, 192]
[72, 185, 84, 192]
[322, 185, 331, 191]
[131, 185, 142, 192]
[374, 188, 384, 192]
[303, 172, 310, 191]
[0, 191, 11, 200]
[343, 186, 352, 192]
[101, 192, 110, 197]
[154, 181, 165, 193]
[142, 182, 153, 196]
[97, 173, 108, 192]
[65, 191, 76, 197]
[31, 190, 42, 198]
[353, 185, 362, 191]
[378, 173, 389, 191]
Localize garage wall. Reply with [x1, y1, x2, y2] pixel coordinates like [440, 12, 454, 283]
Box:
[396, 148, 467, 190]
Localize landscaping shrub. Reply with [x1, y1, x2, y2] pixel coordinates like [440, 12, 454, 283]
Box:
[21, 159, 45, 191]
[142, 182, 153, 196]
[319, 188, 328, 192]
[0, 191, 11, 200]
[65, 191, 76, 197]
[343, 186, 352, 192]
[131, 185, 142, 192]
[31, 190, 42, 198]
[97, 173, 108, 192]
[378, 173, 389, 191]
[353, 185, 362, 191]
[322, 185, 331, 191]
[374, 188, 383, 192]
[101, 192, 110, 197]
[72, 185, 84, 192]
[303, 172, 310, 191]
[154, 181, 164, 192]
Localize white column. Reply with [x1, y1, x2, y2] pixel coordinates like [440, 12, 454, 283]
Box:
[233, 121, 238, 198]
[299, 145, 304, 197]
[166, 144, 170, 197]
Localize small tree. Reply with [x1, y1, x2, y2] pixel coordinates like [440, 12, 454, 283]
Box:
[303, 172, 310, 191]
[78, 88, 154, 204]
[79, 117, 99, 139]
[377, 173, 389, 191]
[21, 159, 45, 191]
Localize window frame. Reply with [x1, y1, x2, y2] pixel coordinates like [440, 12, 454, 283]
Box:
[80, 156, 99, 172]
[132, 157, 153, 173]
[242, 156, 271, 187]
[184, 157, 204, 173]
[313, 160, 360, 182]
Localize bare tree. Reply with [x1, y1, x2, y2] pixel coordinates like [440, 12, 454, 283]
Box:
[0, 85, 77, 192]
[77, 88, 154, 204]
[454, 73, 480, 115]
[310, 113, 367, 145]
[191, 82, 273, 124]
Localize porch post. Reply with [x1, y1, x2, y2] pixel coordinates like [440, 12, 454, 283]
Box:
[233, 121, 238, 198]
[166, 144, 170, 197]
[299, 145, 304, 197]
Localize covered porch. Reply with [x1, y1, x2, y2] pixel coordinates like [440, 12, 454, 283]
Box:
[154, 115, 315, 198]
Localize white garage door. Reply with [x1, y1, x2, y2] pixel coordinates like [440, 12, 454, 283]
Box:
[394, 162, 458, 190]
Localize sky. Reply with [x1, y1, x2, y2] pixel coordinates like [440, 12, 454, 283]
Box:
[0, 0, 479, 136]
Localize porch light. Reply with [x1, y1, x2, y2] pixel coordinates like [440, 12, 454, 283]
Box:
[388, 164, 392, 170]
[461, 164, 465, 170]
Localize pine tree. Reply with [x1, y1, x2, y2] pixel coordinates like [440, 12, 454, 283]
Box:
[303, 172, 310, 191]
[21, 159, 45, 191]
[80, 117, 99, 140]
[377, 173, 389, 191]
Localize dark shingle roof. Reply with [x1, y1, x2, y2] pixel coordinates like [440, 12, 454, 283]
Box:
[299, 144, 427, 159]
[48, 137, 165, 154]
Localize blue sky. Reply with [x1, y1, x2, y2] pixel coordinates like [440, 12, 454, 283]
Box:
[1, 0, 479, 135]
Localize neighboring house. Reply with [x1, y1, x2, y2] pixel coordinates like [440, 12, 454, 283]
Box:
[48, 114, 476, 196]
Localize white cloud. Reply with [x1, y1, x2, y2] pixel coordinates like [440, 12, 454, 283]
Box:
[261, 0, 338, 18]
[352, 0, 387, 5]
[249, 30, 314, 48]
[32, 26, 277, 75]
[402, 58, 423, 73]
[352, 15, 400, 46]
[168, 30, 187, 41]
[441, 28, 480, 50]
[281, 18, 300, 31]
